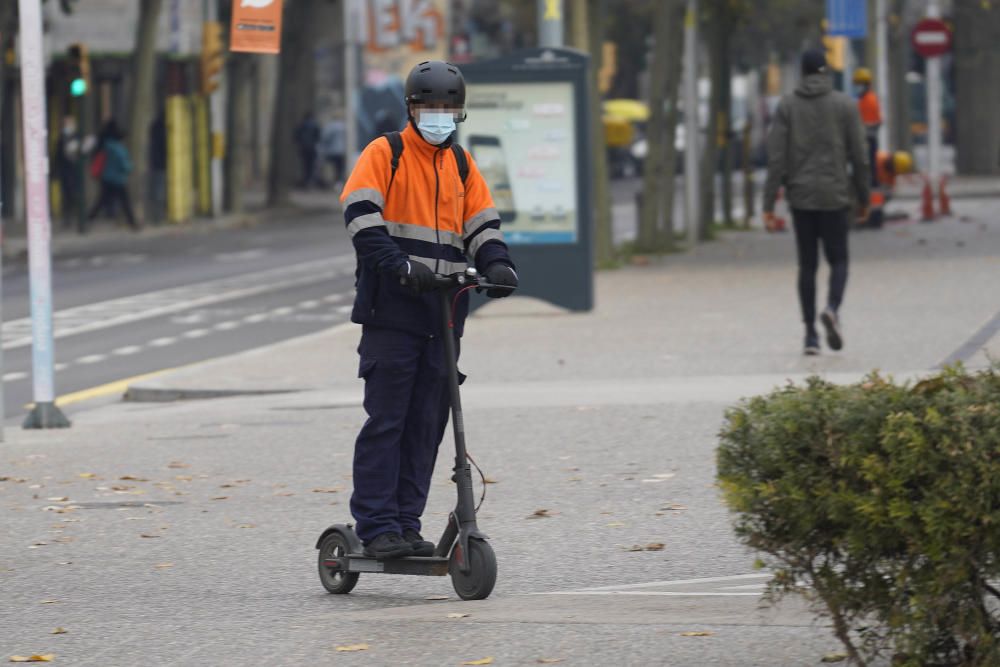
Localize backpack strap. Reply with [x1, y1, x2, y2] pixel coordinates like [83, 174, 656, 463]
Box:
[382, 131, 404, 200]
[450, 143, 469, 185]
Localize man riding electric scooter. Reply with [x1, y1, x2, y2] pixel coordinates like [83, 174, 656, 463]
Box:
[339, 60, 517, 560]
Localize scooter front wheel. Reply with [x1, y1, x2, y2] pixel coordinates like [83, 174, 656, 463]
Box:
[449, 538, 497, 600]
[318, 531, 360, 594]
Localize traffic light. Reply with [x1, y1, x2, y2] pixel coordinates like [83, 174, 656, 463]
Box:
[820, 19, 845, 73]
[200, 21, 225, 95]
[67, 42, 90, 97]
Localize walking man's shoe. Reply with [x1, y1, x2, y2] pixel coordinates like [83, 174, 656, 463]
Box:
[804, 331, 821, 356]
[820, 307, 844, 351]
[363, 532, 414, 559]
[403, 529, 435, 557]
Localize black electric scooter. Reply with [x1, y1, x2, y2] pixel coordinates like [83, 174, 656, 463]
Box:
[315, 268, 510, 601]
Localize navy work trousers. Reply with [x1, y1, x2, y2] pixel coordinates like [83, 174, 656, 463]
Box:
[350, 326, 459, 544]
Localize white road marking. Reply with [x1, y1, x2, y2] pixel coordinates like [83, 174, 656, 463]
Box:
[2, 254, 355, 351]
[182, 329, 210, 339]
[149, 337, 177, 347]
[270, 307, 294, 316]
[54, 363, 68, 372]
[213, 321, 240, 331]
[3, 371, 28, 381]
[298, 300, 320, 309]
[243, 313, 269, 324]
[324, 294, 344, 303]
[336, 305, 353, 314]
[76, 354, 108, 365]
[536, 573, 774, 598]
[112, 346, 143, 356]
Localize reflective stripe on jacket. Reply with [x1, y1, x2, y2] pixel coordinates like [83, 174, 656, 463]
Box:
[339, 123, 513, 337]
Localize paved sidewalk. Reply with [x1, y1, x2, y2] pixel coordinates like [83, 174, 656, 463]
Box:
[2, 200, 998, 665]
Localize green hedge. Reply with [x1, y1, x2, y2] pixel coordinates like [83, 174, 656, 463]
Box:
[717, 367, 1000, 667]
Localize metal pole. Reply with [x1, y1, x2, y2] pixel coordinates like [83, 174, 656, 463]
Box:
[683, 0, 700, 247]
[209, 0, 224, 216]
[18, 0, 70, 428]
[875, 0, 891, 149]
[343, 0, 360, 172]
[538, 0, 564, 48]
[926, 0, 942, 183]
[842, 39, 854, 93]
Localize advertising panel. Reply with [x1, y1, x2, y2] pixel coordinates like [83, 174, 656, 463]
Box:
[459, 82, 578, 245]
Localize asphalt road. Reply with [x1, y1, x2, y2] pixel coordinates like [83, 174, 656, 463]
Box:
[1, 213, 353, 421]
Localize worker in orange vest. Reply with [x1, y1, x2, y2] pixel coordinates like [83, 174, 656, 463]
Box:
[863, 150, 914, 229]
[854, 68, 882, 187]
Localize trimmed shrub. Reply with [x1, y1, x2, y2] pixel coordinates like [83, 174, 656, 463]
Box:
[717, 366, 1000, 666]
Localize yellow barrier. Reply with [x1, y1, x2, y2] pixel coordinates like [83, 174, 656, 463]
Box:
[195, 95, 211, 215]
[166, 95, 193, 223]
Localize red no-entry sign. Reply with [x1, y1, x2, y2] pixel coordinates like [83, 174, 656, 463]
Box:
[912, 18, 952, 58]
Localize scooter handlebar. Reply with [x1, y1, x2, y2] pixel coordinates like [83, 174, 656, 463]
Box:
[404, 269, 516, 295]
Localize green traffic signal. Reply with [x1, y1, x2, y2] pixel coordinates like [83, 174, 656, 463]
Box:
[70, 77, 87, 97]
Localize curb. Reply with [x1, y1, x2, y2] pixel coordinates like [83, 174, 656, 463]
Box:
[122, 386, 302, 403]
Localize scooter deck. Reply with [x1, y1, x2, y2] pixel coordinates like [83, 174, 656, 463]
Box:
[324, 553, 450, 576]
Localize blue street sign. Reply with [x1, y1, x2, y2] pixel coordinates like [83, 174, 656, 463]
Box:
[826, 0, 868, 39]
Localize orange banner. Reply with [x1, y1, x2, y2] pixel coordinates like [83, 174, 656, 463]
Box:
[230, 0, 283, 54]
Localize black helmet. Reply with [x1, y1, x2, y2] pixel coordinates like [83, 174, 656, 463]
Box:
[404, 60, 466, 107]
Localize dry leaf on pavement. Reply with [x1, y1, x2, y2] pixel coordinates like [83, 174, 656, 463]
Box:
[139, 534, 161, 539]
[119, 475, 148, 482]
[424, 595, 449, 601]
[483, 477, 498, 484]
[50, 628, 67, 635]
[461, 659, 494, 666]
[211, 496, 229, 501]
[39, 600, 58, 605]
[820, 654, 848, 663]
[8, 655, 54, 662]
[154, 563, 174, 569]
[645, 543, 665, 551]
[167, 462, 190, 469]
[311, 488, 341, 494]
[334, 644, 369, 652]
[446, 613, 469, 619]
[77, 472, 98, 479]
[680, 631, 713, 637]
[528, 509, 555, 519]
[537, 659, 565, 664]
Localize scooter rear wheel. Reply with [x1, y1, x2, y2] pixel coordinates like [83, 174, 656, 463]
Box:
[318, 532, 359, 594]
[449, 538, 496, 600]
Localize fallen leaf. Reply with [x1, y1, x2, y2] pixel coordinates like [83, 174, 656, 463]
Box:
[606, 522, 625, 527]
[9, 656, 55, 663]
[77, 472, 98, 479]
[174, 475, 193, 482]
[528, 509, 555, 519]
[311, 487, 341, 494]
[139, 534, 161, 539]
[645, 543, 665, 551]
[820, 654, 848, 663]
[50, 628, 67, 635]
[447, 613, 469, 619]
[624, 544, 644, 552]
[211, 496, 229, 501]
[273, 492, 295, 497]
[334, 644, 369, 652]
[680, 631, 713, 637]
[167, 462, 190, 469]
[118, 475, 148, 482]
[45, 497, 69, 502]
[537, 659, 565, 664]
[424, 595, 449, 601]
[462, 659, 494, 666]
[154, 563, 174, 569]
[483, 477, 498, 484]
[567, 477, 583, 482]
[39, 600, 58, 605]
[109, 485, 133, 492]
[236, 524, 256, 529]
[661, 504, 687, 512]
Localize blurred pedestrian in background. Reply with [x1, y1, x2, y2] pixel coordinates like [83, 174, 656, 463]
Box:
[763, 49, 870, 356]
[853, 67, 882, 187]
[294, 111, 321, 189]
[54, 115, 82, 231]
[87, 120, 138, 232]
[319, 114, 346, 190]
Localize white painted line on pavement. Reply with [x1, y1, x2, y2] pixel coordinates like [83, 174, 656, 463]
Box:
[298, 300, 320, 309]
[270, 306, 294, 316]
[243, 313, 269, 323]
[324, 294, 344, 303]
[213, 321, 240, 331]
[112, 346, 143, 356]
[542, 591, 763, 597]
[3, 371, 28, 381]
[149, 337, 177, 348]
[336, 305, 353, 314]
[54, 363, 68, 372]
[551, 573, 772, 594]
[76, 354, 108, 365]
[182, 329, 210, 339]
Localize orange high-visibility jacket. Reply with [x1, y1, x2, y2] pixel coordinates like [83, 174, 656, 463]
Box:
[340, 124, 512, 337]
[858, 90, 882, 129]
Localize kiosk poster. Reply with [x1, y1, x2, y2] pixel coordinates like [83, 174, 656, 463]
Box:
[460, 82, 578, 245]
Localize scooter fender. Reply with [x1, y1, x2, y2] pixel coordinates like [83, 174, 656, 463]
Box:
[453, 524, 489, 575]
[314, 524, 363, 554]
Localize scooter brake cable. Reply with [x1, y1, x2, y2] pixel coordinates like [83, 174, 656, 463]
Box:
[465, 450, 488, 513]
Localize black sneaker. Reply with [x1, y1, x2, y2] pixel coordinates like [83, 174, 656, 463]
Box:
[804, 331, 821, 356]
[402, 529, 435, 557]
[820, 308, 843, 351]
[363, 532, 414, 559]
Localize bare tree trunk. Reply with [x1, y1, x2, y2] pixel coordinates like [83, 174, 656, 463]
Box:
[225, 54, 253, 213]
[268, 0, 318, 207]
[638, 0, 684, 253]
[954, 1, 1000, 175]
[719, 32, 733, 228]
[127, 0, 164, 225]
[698, 1, 726, 240]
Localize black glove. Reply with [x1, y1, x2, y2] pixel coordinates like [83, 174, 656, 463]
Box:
[482, 263, 518, 298]
[397, 260, 437, 295]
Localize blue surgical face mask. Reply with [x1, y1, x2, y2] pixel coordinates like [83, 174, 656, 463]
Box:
[416, 111, 456, 145]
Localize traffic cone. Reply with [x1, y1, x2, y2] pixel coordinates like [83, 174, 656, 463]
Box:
[939, 175, 952, 217]
[921, 175, 936, 222]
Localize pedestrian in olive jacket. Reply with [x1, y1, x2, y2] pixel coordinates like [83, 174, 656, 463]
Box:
[763, 49, 870, 356]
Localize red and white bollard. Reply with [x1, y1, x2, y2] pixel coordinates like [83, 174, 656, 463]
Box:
[921, 174, 936, 222]
[938, 175, 952, 217]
